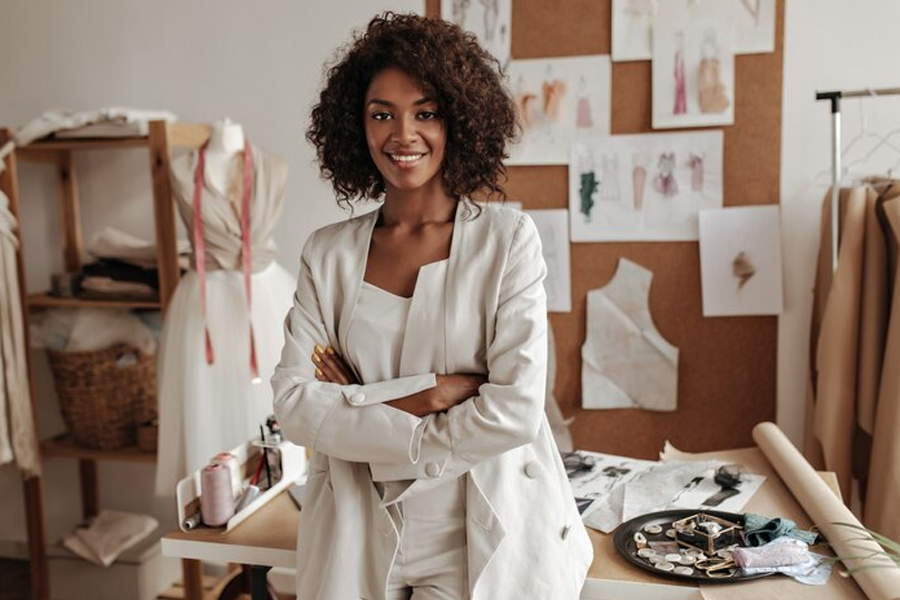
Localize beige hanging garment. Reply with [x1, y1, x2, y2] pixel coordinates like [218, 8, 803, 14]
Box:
[864, 190, 900, 541]
[0, 190, 40, 477]
[804, 186, 871, 501]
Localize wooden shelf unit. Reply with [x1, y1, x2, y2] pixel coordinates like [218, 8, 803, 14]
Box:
[27, 292, 162, 310]
[40, 434, 157, 463]
[0, 121, 212, 600]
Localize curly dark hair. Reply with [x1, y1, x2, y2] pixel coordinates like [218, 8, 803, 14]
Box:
[307, 12, 518, 208]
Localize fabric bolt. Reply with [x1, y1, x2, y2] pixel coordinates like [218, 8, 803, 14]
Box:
[0, 190, 40, 477]
[582, 258, 678, 411]
[273, 203, 592, 600]
[154, 143, 295, 496]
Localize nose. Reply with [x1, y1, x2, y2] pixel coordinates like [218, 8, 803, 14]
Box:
[391, 114, 418, 144]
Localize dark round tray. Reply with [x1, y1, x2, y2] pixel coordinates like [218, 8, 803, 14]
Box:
[612, 509, 774, 584]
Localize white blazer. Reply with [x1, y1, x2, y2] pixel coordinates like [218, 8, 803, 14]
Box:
[272, 202, 593, 600]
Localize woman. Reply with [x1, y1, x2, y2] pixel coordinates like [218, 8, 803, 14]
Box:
[272, 13, 592, 600]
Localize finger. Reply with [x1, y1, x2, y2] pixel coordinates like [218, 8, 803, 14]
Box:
[312, 348, 339, 383]
[315, 347, 351, 385]
[327, 347, 360, 384]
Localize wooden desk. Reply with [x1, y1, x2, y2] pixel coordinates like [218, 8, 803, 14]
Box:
[162, 448, 866, 600]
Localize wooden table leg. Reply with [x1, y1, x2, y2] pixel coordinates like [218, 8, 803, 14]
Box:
[182, 558, 204, 600]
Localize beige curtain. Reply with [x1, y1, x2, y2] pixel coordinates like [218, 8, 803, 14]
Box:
[805, 184, 900, 541]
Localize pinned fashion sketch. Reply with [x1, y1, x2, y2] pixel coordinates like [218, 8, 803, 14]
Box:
[569, 130, 723, 242]
[155, 120, 296, 495]
[652, 10, 734, 128]
[526, 209, 572, 313]
[611, 0, 775, 62]
[581, 258, 679, 411]
[698, 205, 784, 316]
[507, 55, 611, 165]
[441, 0, 511, 65]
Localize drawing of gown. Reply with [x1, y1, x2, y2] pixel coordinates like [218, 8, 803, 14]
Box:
[597, 154, 620, 202]
[581, 258, 678, 411]
[654, 152, 678, 198]
[673, 36, 687, 115]
[699, 29, 730, 114]
[154, 143, 296, 496]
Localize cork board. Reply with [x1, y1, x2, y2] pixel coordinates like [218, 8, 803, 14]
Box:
[426, 0, 783, 458]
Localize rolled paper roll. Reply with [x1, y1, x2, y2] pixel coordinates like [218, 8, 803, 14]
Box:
[200, 463, 235, 527]
[753, 422, 900, 600]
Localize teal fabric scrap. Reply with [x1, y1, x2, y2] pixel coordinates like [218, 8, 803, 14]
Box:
[743, 513, 820, 547]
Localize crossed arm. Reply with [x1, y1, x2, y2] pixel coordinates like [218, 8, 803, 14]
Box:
[311, 343, 486, 418]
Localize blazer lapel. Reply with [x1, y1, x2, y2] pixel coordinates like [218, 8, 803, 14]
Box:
[336, 209, 380, 358]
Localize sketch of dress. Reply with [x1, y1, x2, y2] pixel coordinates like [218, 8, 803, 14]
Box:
[597, 154, 620, 202]
[698, 29, 730, 114]
[575, 76, 593, 129]
[543, 79, 567, 122]
[514, 75, 540, 130]
[673, 31, 687, 115]
[689, 153, 704, 191]
[480, 0, 499, 42]
[451, 0, 470, 26]
[632, 153, 649, 211]
[580, 171, 599, 222]
[654, 152, 678, 198]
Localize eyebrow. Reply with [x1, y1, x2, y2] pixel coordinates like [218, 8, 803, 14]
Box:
[366, 97, 437, 108]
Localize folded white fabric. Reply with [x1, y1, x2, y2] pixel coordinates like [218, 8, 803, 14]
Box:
[63, 510, 158, 567]
[14, 107, 177, 146]
[88, 227, 190, 269]
[734, 537, 832, 585]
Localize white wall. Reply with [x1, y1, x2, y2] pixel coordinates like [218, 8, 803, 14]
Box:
[779, 0, 900, 445]
[0, 0, 421, 546]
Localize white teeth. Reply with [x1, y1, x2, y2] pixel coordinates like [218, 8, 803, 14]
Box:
[391, 154, 423, 162]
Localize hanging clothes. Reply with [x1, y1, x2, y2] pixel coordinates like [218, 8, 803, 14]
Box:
[863, 188, 900, 541]
[804, 187, 872, 502]
[154, 142, 296, 496]
[581, 258, 679, 411]
[0, 189, 40, 477]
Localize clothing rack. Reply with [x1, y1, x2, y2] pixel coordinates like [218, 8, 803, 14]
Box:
[816, 86, 900, 271]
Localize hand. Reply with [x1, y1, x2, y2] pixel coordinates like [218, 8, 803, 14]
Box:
[312, 345, 360, 385]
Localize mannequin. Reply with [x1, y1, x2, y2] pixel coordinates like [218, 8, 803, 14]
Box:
[204, 118, 245, 198]
[154, 122, 296, 496]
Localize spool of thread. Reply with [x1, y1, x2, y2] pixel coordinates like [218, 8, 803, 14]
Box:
[182, 513, 201, 530]
[200, 463, 235, 527]
[210, 452, 241, 497]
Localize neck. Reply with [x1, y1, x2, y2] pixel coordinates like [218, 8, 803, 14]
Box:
[380, 186, 457, 227]
[207, 120, 245, 156]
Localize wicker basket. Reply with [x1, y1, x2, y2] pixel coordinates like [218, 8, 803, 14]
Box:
[46, 344, 157, 450]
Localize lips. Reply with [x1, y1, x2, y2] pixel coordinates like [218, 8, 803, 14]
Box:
[387, 152, 427, 169]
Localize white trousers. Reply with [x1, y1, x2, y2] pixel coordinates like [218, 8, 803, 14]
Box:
[383, 476, 468, 600]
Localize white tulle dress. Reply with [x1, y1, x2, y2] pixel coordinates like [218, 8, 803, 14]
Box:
[154, 143, 296, 496]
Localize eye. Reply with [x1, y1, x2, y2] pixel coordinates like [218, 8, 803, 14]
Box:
[370, 111, 392, 121]
[418, 110, 440, 121]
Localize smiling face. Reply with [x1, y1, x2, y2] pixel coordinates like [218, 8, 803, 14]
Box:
[364, 67, 448, 199]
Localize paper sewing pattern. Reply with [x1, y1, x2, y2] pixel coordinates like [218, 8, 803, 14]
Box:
[507, 55, 611, 165]
[581, 258, 678, 411]
[570, 130, 723, 242]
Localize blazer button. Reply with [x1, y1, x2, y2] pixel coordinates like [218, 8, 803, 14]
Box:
[524, 461, 542, 479]
[561, 524, 572, 540]
[426, 462, 441, 477]
[349, 392, 366, 405]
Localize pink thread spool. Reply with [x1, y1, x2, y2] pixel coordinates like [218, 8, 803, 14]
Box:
[201, 463, 235, 527]
[210, 451, 241, 497]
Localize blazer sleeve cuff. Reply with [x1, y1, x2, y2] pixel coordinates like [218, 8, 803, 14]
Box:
[340, 373, 437, 407]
